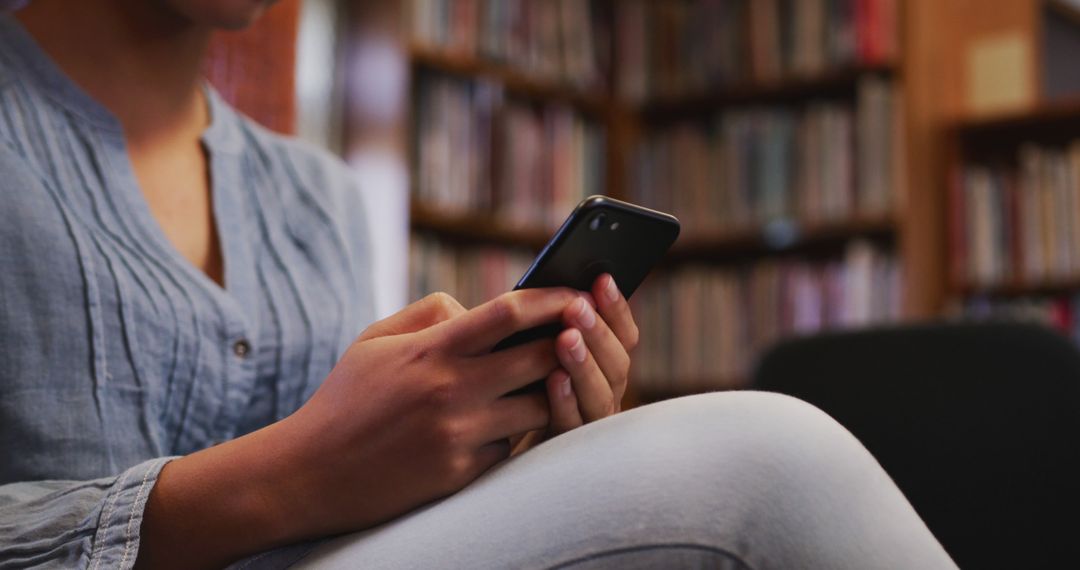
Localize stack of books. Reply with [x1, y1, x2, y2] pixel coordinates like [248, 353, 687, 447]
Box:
[409, 0, 609, 90]
[410, 234, 534, 309]
[630, 77, 897, 233]
[632, 240, 901, 393]
[952, 142, 1080, 289]
[961, 295, 1080, 344]
[617, 0, 898, 102]
[414, 72, 606, 228]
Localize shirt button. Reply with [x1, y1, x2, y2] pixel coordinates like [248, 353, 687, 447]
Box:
[232, 339, 251, 358]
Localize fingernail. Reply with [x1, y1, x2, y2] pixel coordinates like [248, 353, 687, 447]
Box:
[560, 375, 572, 397]
[575, 297, 596, 329]
[604, 275, 619, 302]
[568, 330, 587, 363]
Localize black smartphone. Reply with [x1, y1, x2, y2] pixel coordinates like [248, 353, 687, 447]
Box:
[493, 195, 680, 388]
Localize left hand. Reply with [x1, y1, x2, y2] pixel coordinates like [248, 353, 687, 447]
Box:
[514, 273, 639, 452]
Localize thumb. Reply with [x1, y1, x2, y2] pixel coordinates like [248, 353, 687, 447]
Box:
[357, 292, 467, 342]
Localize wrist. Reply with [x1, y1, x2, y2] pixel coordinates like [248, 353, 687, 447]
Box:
[137, 419, 310, 568]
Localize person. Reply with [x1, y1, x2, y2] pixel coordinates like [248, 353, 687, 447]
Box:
[0, 1, 957, 568]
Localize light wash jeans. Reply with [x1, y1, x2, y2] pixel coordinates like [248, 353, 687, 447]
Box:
[238, 392, 956, 569]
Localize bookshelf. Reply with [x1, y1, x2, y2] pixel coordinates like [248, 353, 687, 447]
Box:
[410, 198, 553, 249]
[670, 214, 897, 263]
[640, 63, 899, 119]
[408, 44, 609, 115]
[944, 0, 1080, 341]
[404, 0, 954, 406]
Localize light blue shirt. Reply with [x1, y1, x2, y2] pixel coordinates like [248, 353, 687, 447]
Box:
[0, 15, 375, 568]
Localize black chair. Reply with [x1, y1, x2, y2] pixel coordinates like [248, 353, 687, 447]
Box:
[752, 322, 1080, 569]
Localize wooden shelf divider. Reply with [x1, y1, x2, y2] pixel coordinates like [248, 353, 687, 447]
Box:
[639, 63, 898, 120]
[410, 200, 553, 250]
[408, 43, 608, 115]
[670, 214, 897, 261]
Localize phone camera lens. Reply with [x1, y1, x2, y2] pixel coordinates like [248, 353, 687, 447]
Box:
[590, 213, 607, 231]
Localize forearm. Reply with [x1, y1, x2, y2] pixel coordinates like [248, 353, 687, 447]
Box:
[136, 419, 309, 569]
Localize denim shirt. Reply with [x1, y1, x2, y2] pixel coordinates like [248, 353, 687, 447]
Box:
[0, 16, 375, 568]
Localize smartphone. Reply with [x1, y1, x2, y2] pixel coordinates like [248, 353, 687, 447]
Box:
[494, 195, 681, 387]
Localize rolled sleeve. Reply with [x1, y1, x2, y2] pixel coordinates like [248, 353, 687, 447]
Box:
[0, 457, 174, 570]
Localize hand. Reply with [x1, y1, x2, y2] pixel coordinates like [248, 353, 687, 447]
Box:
[138, 289, 581, 568]
[542, 273, 640, 435]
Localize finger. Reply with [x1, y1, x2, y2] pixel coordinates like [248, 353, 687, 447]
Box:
[546, 368, 583, 435]
[592, 274, 639, 351]
[438, 288, 580, 355]
[563, 295, 630, 404]
[467, 338, 559, 399]
[556, 328, 616, 421]
[477, 392, 551, 442]
[357, 292, 466, 342]
[510, 430, 545, 457]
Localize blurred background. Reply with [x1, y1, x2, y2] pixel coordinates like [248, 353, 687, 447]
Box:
[207, 0, 1080, 406]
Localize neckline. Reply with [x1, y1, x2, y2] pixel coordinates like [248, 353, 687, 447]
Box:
[0, 14, 252, 319]
[0, 13, 243, 154]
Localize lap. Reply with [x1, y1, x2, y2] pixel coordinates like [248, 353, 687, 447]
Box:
[285, 392, 952, 569]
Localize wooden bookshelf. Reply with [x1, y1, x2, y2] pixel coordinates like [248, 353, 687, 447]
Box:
[410, 199, 551, 250]
[948, 100, 1080, 304]
[957, 277, 1080, 299]
[408, 43, 608, 116]
[404, 0, 962, 405]
[641, 63, 898, 120]
[670, 215, 897, 263]
[956, 98, 1080, 134]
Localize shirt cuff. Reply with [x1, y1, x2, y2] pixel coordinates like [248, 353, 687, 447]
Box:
[87, 457, 174, 570]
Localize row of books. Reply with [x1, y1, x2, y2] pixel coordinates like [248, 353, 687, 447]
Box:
[617, 0, 898, 102]
[953, 142, 1080, 289]
[409, 233, 534, 309]
[632, 241, 902, 393]
[409, 0, 609, 90]
[414, 72, 606, 228]
[961, 295, 1080, 345]
[630, 77, 897, 232]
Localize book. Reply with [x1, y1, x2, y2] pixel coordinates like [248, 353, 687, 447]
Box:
[954, 141, 1080, 289]
[409, 0, 609, 90]
[413, 72, 606, 228]
[616, 0, 898, 102]
[960, 293, 1080, 345]
[410, 233, 534, 309]
[632, 240, 902, 393]
[630, 76, 898, 234]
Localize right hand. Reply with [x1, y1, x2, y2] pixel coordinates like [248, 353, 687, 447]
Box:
[275, 288, 583, 539]
[139, 289, 583, 569]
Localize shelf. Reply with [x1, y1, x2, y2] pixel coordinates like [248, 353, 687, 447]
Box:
[956, 277, 1080, 299]
[668, 214, 897, 262]
[410, 200, 553, 249]
[408, 43, 609, 115]
[411, 202, 897, 260]
[638, 63, 898, 120]
[955, 98, 1080, 136]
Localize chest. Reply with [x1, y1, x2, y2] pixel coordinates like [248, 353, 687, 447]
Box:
[128, 136, 224, 287]
[0, 116, 354, 476]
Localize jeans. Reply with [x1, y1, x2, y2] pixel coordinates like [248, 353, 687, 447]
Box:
[253, 392, 956, 569]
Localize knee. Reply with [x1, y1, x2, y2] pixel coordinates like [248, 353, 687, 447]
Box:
[635, 390, 856, 454]
[623, 391, 877, 494]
